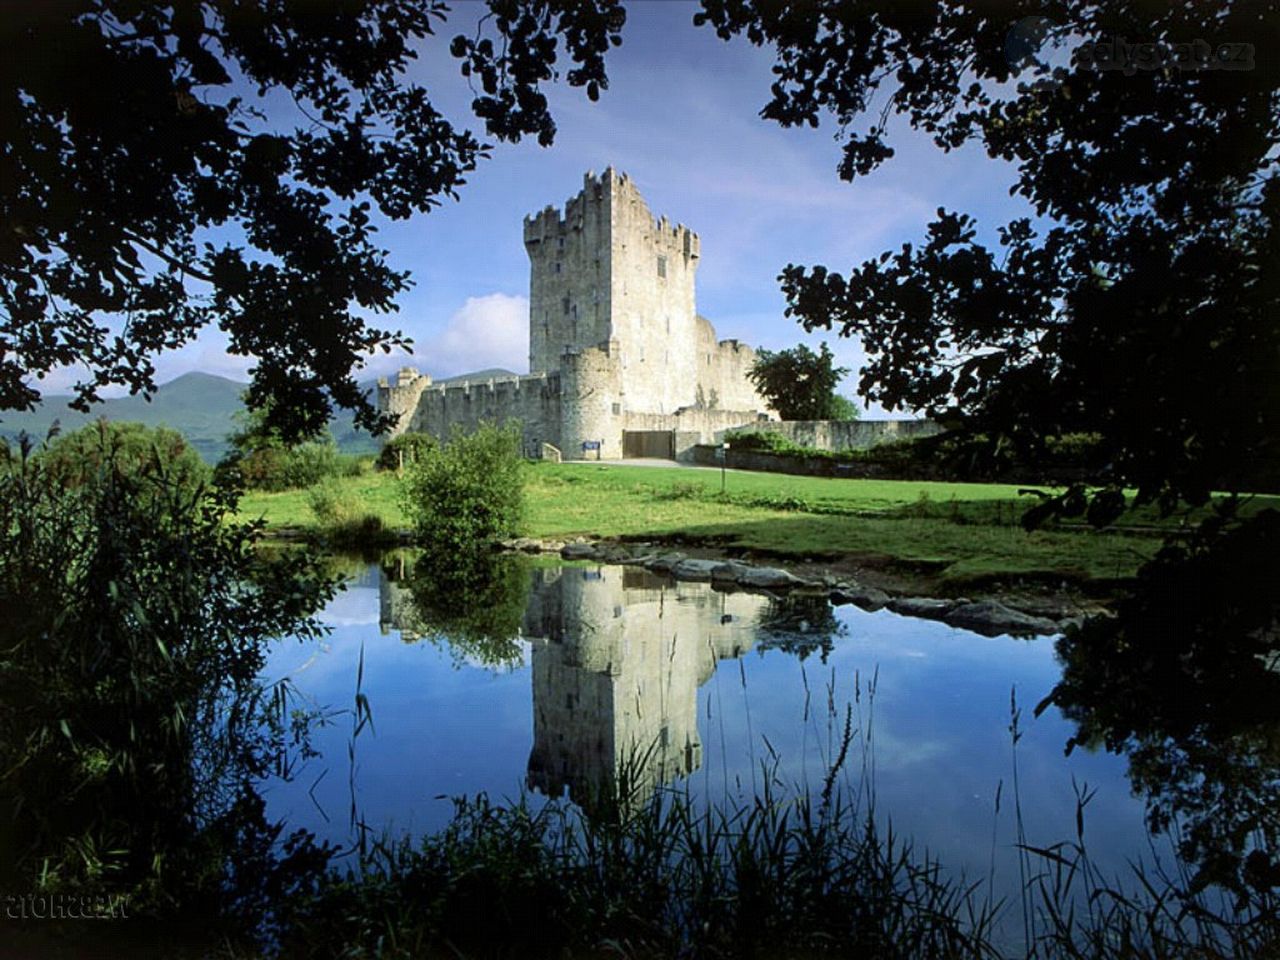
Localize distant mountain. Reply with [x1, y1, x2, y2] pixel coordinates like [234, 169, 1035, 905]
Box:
[0, 372, 247, 463]
[437, 368, 517, 383]
[0, 367, 520, 462]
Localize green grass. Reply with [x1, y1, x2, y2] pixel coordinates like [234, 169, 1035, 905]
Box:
[234, 462, 1278, 586]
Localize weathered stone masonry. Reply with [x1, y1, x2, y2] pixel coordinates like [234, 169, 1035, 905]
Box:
[378, 168, 772, 459]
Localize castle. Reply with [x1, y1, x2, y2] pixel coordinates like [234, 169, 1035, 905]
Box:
[377, 168, 772, 459]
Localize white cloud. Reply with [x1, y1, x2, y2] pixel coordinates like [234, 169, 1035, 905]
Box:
[418, 293, 530, 379]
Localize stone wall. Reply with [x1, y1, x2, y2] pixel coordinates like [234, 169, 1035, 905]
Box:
[622, 407, 766, 460]
[524, 171, 613, 374]
[607, 172, 701, 415]
[376, 366, 432, 436]
[731, 418, 941, 451]
[402, 371, 563, 458]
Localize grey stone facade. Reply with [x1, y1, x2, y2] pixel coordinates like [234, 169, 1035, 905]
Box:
[377, 168, 772, 459]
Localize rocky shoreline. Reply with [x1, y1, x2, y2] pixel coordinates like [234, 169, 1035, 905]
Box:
[498, 535, 1089, 638]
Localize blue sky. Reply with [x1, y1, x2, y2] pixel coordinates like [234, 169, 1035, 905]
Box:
[48, 2, 1040, 418]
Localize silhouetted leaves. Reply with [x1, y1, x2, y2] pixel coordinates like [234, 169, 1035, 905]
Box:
[2, 1, 623, 440]
[700, 1, 1280, 525]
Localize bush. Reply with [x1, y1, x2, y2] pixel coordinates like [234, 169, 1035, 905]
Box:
[36, 420, 209, 494]
[224, 437, 363, 492]
[219, 399, 364, 491]
[400, 423, 524, 550]
[726, 429, 831, 459]
[307, 479, 387, 544]
[376, 432, 438, 472]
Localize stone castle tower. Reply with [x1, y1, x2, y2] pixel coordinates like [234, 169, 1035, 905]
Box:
[526, 168, 701, 415]
[379, 168, 771, 459]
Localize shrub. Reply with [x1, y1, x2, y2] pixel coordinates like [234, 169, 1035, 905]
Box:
[223, 436, 363, 492]
[400, 422, 525, 550]
[724, 429, 795, 454]
[219, 399, 363, 491]
[376, 432, 439, 472]
[726, 429, 834, 459]
[36, 420, 209, 495]
[307, 479, 386, 544]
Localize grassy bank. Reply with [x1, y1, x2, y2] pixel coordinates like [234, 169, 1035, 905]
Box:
[231, 462, 1253, 587]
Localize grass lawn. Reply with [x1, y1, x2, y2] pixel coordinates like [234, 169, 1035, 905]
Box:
[230, 461, 1280, 586]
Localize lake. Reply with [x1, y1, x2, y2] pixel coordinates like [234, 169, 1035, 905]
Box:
[261, 552, 1168, 909]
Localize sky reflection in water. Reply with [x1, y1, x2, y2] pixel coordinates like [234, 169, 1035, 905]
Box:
[263, 558, 1154, 896]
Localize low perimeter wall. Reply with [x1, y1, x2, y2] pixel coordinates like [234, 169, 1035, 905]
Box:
[690, 445, 904, 479]
[728, 419, 941, 451]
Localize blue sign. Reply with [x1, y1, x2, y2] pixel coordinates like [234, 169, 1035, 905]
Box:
[582, 440, 601, 451]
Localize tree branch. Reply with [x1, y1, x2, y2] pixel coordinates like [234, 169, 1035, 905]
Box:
[121, 231, 215, 284]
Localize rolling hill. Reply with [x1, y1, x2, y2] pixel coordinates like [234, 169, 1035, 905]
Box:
[0, 368, 515, 462]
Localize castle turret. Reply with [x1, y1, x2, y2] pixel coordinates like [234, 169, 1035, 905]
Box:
[376, 366, 431, 437]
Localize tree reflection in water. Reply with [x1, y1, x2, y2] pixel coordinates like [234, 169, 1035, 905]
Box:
[1040, 509, 1280, 913]
[755, 592, 848, 663]
[384, 548, 531, 670]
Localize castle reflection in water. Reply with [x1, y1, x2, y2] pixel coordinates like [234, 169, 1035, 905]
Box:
[380, 562, 772, 804]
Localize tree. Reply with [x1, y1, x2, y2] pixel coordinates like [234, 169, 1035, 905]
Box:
[828, 393, 861, 422]
[1, 0, 625, 441]
[37, 419, 209, 495]
[747, 342, 850, 421]
[697, 0, 1278, 525]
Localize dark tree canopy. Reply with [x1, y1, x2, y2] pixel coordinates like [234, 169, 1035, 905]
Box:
[698, 0, 1279, 523]
[748, 341, 850, 421]
[1, 0, 624, 440]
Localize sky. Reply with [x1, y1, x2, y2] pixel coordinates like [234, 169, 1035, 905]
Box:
[42, 2, 1042, 419]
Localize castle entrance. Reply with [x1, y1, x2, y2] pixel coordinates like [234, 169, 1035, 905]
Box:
[622, 430, 675, 460]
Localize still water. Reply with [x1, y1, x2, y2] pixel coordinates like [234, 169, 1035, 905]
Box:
[262, 555, 1155, 895]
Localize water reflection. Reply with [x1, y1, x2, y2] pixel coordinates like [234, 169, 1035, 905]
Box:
[522, 566, 767, 803]
[271, 551, 1151, 896]
[379, 555, 843, 803]
[1042, 523, 1280, 909]
[380, 550, 530, 669]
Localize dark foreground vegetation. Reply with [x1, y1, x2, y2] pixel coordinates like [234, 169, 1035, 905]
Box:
[2, 0, 1277, 956]
[2, 423, 1277, 959]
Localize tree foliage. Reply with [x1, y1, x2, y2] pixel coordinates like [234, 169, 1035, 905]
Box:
[219, 400, 358, 491]
[1, 0, 625, 440]
[748, 342, 850, 421]
[699, 0, 1279, 524]
[0, 429, 334, 911]
[828, 393, 861, 422]
[376, 430, 439, 472]
[36, 419, 209, 495]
